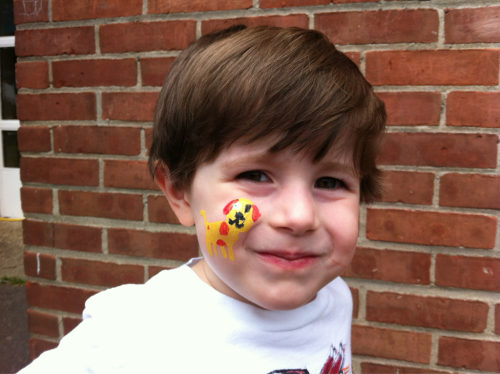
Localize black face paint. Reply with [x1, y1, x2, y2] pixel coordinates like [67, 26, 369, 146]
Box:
[228, 211, 246, 229]
[244, 204, 252, 213]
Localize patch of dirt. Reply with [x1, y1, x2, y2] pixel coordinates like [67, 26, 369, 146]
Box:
[0, 220, 25, 279]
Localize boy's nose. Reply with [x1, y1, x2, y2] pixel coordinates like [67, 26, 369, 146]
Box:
[268, 185, 320, 235]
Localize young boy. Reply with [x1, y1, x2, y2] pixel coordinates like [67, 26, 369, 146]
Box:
[20, 26, 385, 374]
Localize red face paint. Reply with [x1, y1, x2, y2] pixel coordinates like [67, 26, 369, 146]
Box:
[252, 205, 261, 222]
[223, 199, 239, 215]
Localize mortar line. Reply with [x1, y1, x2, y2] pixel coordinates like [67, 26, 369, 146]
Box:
[102, 228, 108, 255]
[196, 19, 202, 39]
[98, 158, 104, 189]
[430, 252, 436, 286]
[431, 171, 441, 207]
[437, 8, 446, 48]
[430, 334, 439, 366]
[308, 12, 314, 29]
[94, 24, 101, 55]
[48, 0, 52, 22]
[96, 91, 103, 125]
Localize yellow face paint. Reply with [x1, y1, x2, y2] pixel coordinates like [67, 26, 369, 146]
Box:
[200, 198, 261, 261]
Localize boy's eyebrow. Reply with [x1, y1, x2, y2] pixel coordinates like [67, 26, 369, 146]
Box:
[222, 151, 360, 178]
[220, 151, 273, 169]
[317, 160, 360, 178]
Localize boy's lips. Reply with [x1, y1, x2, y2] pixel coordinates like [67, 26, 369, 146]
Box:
[254, 250, 320, 270]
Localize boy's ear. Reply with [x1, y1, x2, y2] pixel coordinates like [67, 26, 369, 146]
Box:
[154, 165, 195, 226]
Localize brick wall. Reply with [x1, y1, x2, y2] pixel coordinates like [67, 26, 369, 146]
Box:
[15, 0, 499, 372]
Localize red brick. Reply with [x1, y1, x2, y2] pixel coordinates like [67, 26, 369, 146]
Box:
[367, 291, 488, 332]
[100, 21, 196, 53]
[260, 0, 329, 8]
[149, 0, 252, 14]
[447, 91, 500, 128]
[108, 228, 198, 261]
[350, 287, 359, 319]
[445, 7, 500, 44]
[102, 92, 159, 122]
[63, 317, 82, 335]
[141, 57, 176, 86]
[53, 0, 142, 21]
[344, 52, 360, 67]
[16, 61, 49, 89]
[59, 190, 143, 221]
[352, 325, 432, 364]
[26, 281, 98, 314]
[29, 338, 58, 360]
[378, 133, 498, 169]
[440, 174, 500, 210]
[24, 251, 56, 280]
[438, 337, 500, 372]
[54, 223, 102, 253]
[104, 160, 159, 191]
[20, 157, 99, 186]
[15, 27, 95, 56]
[202, 15, 309, 35]
[380, 171, 434, 205]
[53, 59, 137, 87]
[22, 220, 53, 247]
[149, 265, 172, 279]
[21, 187, 52, 214]
[343, 247, 430, 284]
[13, 0, 49, 24]
[361, 363, 454, 374]
[366, 50, 500, 86]
[148, 195, 180, 224]
[316, 10, 438, 45]
[17, 126, 51, 152]
[27, 309, 59, 338]
[53, 126, 141, 156]
[62, 258, 144, 287]
[377, 92, 441, 126]
[17, 93, 96, 121]
[367, 208, 497, 249]
[496, 304, 500, 335]
[435, 255, 500, 292]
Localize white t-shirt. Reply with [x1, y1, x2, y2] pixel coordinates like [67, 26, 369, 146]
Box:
[19, 258, 353, 374]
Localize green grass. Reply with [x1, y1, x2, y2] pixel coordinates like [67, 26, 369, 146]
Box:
[0, 275, 27, 286]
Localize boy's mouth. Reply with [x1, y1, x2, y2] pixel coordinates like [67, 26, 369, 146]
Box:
[254, 250, 320, 270]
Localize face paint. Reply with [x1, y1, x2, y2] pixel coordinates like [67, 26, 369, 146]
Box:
[200, 198, 261, 261]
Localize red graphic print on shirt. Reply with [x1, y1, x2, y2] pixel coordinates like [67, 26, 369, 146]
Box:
[267, 343, 349, 374]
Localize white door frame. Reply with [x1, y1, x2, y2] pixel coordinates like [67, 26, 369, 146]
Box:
[0, 35, 23, 218]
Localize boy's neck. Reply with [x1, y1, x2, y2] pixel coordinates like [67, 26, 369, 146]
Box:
[190, 258, 317, 310]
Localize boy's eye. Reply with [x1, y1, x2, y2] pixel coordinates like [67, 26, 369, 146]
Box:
[315, 177, 343, 190]
[237, 170, 270, 182]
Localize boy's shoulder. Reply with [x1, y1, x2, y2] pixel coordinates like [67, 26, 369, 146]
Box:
[83, 265, 190, 320]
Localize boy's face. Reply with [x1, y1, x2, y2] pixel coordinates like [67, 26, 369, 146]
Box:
[185, 137, 360, 311]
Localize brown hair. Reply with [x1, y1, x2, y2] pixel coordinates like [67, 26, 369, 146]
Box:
[149, 25, 386, 202]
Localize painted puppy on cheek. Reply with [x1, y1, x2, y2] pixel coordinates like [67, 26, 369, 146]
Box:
[201, 198, 261, 261]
